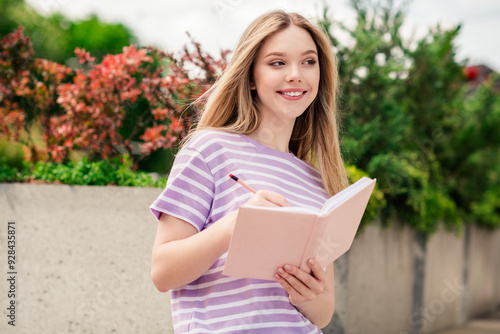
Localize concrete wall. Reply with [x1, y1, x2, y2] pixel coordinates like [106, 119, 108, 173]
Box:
[0, 183, 173, 334]
[421, 228, 465, 333]
[466, 226, 500, 319]
[0, 183, 499, 334]
[344, 223, 416, 334]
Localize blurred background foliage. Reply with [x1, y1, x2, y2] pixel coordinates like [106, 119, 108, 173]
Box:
[1, 0, 499, 234]
[0, 0, 136, 63]
[318, 0, 500, 233]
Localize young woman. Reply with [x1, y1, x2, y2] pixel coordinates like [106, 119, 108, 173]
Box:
[150, 9, 348, 333]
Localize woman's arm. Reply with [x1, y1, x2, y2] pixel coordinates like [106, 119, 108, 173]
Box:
[151, 211, 236, 292]
[151, 190, 288, 292]
[276, 260, 335, 328]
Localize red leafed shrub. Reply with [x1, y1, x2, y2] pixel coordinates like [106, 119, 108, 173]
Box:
[0, 27, 72, 162]
[0, 27, 229, 166]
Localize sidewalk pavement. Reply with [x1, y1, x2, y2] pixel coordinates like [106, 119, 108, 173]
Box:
[433, 311, 500, 334]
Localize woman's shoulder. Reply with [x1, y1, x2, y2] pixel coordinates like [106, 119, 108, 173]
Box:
[182, 129, 248, 152]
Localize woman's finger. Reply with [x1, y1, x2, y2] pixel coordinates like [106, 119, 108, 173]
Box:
[308, 258, 327, 282]
[275, 270, 309, 304]
[277, 265, 321, 298]
[258, 190, 289, 207]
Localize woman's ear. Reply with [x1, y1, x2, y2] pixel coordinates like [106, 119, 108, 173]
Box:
[250, 78, 256, 90]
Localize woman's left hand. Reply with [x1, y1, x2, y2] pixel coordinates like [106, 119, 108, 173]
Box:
[275, 258, 329, 307]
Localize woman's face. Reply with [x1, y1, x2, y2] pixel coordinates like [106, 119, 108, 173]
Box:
[251, 25, 320, 124]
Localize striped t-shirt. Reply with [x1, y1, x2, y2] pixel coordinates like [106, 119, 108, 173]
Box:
[150, 130, 329, 333]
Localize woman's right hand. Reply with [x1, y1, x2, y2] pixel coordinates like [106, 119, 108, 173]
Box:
[243, 190, 289, 208]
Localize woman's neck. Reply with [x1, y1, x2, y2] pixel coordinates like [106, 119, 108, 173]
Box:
[248, 116, 295, 153]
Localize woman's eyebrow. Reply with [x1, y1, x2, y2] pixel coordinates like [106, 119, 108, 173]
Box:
[302, 50, 318, 56]
[264, 50, 318, 58]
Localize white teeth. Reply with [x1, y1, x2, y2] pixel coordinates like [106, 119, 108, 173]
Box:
[281, 91, 304, 97]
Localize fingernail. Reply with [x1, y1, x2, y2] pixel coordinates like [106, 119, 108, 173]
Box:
[309, 259, 315, 266]
[278, 267, 285, 274]
[284, 264, 292, 271]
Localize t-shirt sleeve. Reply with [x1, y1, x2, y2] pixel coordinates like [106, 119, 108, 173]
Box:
[149, 147, 215, 232]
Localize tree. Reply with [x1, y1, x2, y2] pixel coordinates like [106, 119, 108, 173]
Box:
[318, 0, 500, 231]
[0, 0, 68, 62]
[61, 14, 137, 62]
[0, 0, 135, 63]
[0, 0, 24, 37]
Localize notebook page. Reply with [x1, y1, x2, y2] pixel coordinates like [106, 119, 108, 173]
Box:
[320, 177, 374, 215]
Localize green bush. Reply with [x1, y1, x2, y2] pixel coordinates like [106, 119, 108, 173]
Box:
[319, 0, 500, 232]
[0, 155, 166, 188]
[0, 159, 28, 182]
[346, 164, 386, 234]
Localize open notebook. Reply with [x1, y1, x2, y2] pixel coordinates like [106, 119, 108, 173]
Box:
[223, 177, 377, 281]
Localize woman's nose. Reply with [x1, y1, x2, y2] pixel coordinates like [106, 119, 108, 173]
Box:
[286, 65, 302, 83]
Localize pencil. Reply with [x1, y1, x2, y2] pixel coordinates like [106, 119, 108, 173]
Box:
[229, 174, 257, 193]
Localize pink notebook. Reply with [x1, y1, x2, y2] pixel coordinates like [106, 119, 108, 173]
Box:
[223, 177, 377, 281]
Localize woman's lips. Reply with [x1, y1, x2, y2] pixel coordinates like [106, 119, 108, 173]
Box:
[277, 90, 307, 100]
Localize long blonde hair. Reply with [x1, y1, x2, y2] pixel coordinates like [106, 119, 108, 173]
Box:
[187, 10, 348, 196]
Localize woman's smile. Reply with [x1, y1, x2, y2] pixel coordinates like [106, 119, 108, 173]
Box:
[277, 89, 308, 100]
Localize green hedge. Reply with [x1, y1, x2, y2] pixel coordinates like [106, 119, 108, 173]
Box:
[0, 155, 166, 188]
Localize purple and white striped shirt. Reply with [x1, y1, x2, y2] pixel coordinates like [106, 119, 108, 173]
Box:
[150, 130, 329, 333]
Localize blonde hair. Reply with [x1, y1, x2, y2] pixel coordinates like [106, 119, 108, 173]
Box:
[187, 10, 348, 196]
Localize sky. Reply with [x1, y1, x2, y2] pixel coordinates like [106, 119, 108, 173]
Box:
[26, 0, 500, 72]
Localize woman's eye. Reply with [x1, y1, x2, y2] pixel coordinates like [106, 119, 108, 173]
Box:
[304, 59, 317, 65]
[270, 61, 285, 66]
